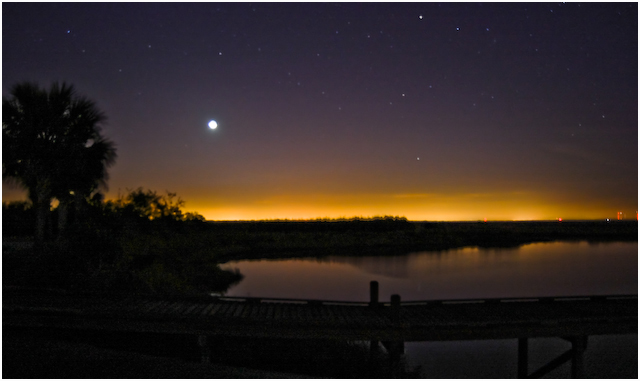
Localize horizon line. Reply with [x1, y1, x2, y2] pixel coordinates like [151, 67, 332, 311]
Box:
[203, 218, 637, 223]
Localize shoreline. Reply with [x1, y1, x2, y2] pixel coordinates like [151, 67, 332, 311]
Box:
[207, 220, 638, 262]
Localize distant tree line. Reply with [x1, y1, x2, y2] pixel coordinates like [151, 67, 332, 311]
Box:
[3, 188, 205, 237]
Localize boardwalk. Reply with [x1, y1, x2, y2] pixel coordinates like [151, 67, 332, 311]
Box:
[3, 285, 637, 378]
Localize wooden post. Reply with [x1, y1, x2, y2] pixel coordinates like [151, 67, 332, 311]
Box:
[389, 294, 405, 376]
[198, 335, 210, 363]
[386, 339, 405, 377]
[368, 281, 380, 375]
[368, 340, 380, 376]
[517, 337, 528, 378]
[570, 336, 587, 378]
[391, 294, 401, 325]
[370, 281, 379, 307]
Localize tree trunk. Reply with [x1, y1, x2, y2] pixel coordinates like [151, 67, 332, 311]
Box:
[57, 200, 68, 241]
[74, 191, 85, 222]
[34, 188, 51, 243]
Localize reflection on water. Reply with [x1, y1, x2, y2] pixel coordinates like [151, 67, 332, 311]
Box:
[222, 241, 637, 301]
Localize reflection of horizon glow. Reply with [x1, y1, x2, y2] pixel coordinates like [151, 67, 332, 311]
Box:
[222, 241, 638, 301]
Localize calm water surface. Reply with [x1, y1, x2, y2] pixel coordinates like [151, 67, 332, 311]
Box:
[222, 241, 637, 301]
[220, 241, 637, 378]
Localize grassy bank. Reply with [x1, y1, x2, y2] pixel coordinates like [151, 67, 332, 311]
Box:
[198, 219, 638, 262]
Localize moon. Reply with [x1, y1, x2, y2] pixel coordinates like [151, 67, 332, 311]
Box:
[208, 120, 218, 129]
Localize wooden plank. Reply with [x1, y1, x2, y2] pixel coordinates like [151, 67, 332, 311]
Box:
[153, 301, 174, 315]
[294, 304, 304, 322]
[224, 302, 240, 317]
[265, 303, 275, 320]
[217, 302, 235, 317]
[186, 303, 208, 317]
[333, 305, 349, 326]
[207, 302, 227, 316]
[235, 303, 249, 318]
[240, 303, 255, 319]
[319, 304, 332, 321]
[193, 303, 210, 316]
[137, 300, 157, 314]
[252, 303, 265, 319]
[174, 302, 195, 315]
[199, 303, 216, 316]
[143, 300, 167, 314]
[273, 303, 283, 321]
[164, 302, 180, 315]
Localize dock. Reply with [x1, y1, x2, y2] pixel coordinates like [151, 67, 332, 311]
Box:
[3, 282, 637, 378]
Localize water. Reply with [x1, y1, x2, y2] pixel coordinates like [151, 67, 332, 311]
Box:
[222, 241, 637, 301]
[221, 241, 638, 377]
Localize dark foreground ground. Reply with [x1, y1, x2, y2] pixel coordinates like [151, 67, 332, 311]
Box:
[4, 326, 636, 378]
[2, 326, 311, 379]
[3, 326, 410, 378]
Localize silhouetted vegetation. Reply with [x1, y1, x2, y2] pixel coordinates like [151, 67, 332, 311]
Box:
[3, 201, 35, 237]
[2, 81, 239, 295]
[3, 188, 241, 295]
[3, 81, 116, 242]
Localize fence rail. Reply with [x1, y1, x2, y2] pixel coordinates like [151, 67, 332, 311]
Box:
[211, 293, 637, 307]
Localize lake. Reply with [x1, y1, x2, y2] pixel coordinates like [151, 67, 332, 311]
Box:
[221, 241, 637, 377]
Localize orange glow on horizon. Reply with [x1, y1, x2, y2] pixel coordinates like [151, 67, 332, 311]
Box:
[3, 183, 636, 222]
[184, 194, 632, 222]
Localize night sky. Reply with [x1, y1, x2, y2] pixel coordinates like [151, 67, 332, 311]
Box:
[2, 2, 638, 221]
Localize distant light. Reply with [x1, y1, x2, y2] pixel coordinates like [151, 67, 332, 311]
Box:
[558, 218, 562, 222]
[208, 120, 218, 129]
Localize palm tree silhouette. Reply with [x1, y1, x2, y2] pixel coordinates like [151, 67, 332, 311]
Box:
[3, 82, 117, 242]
